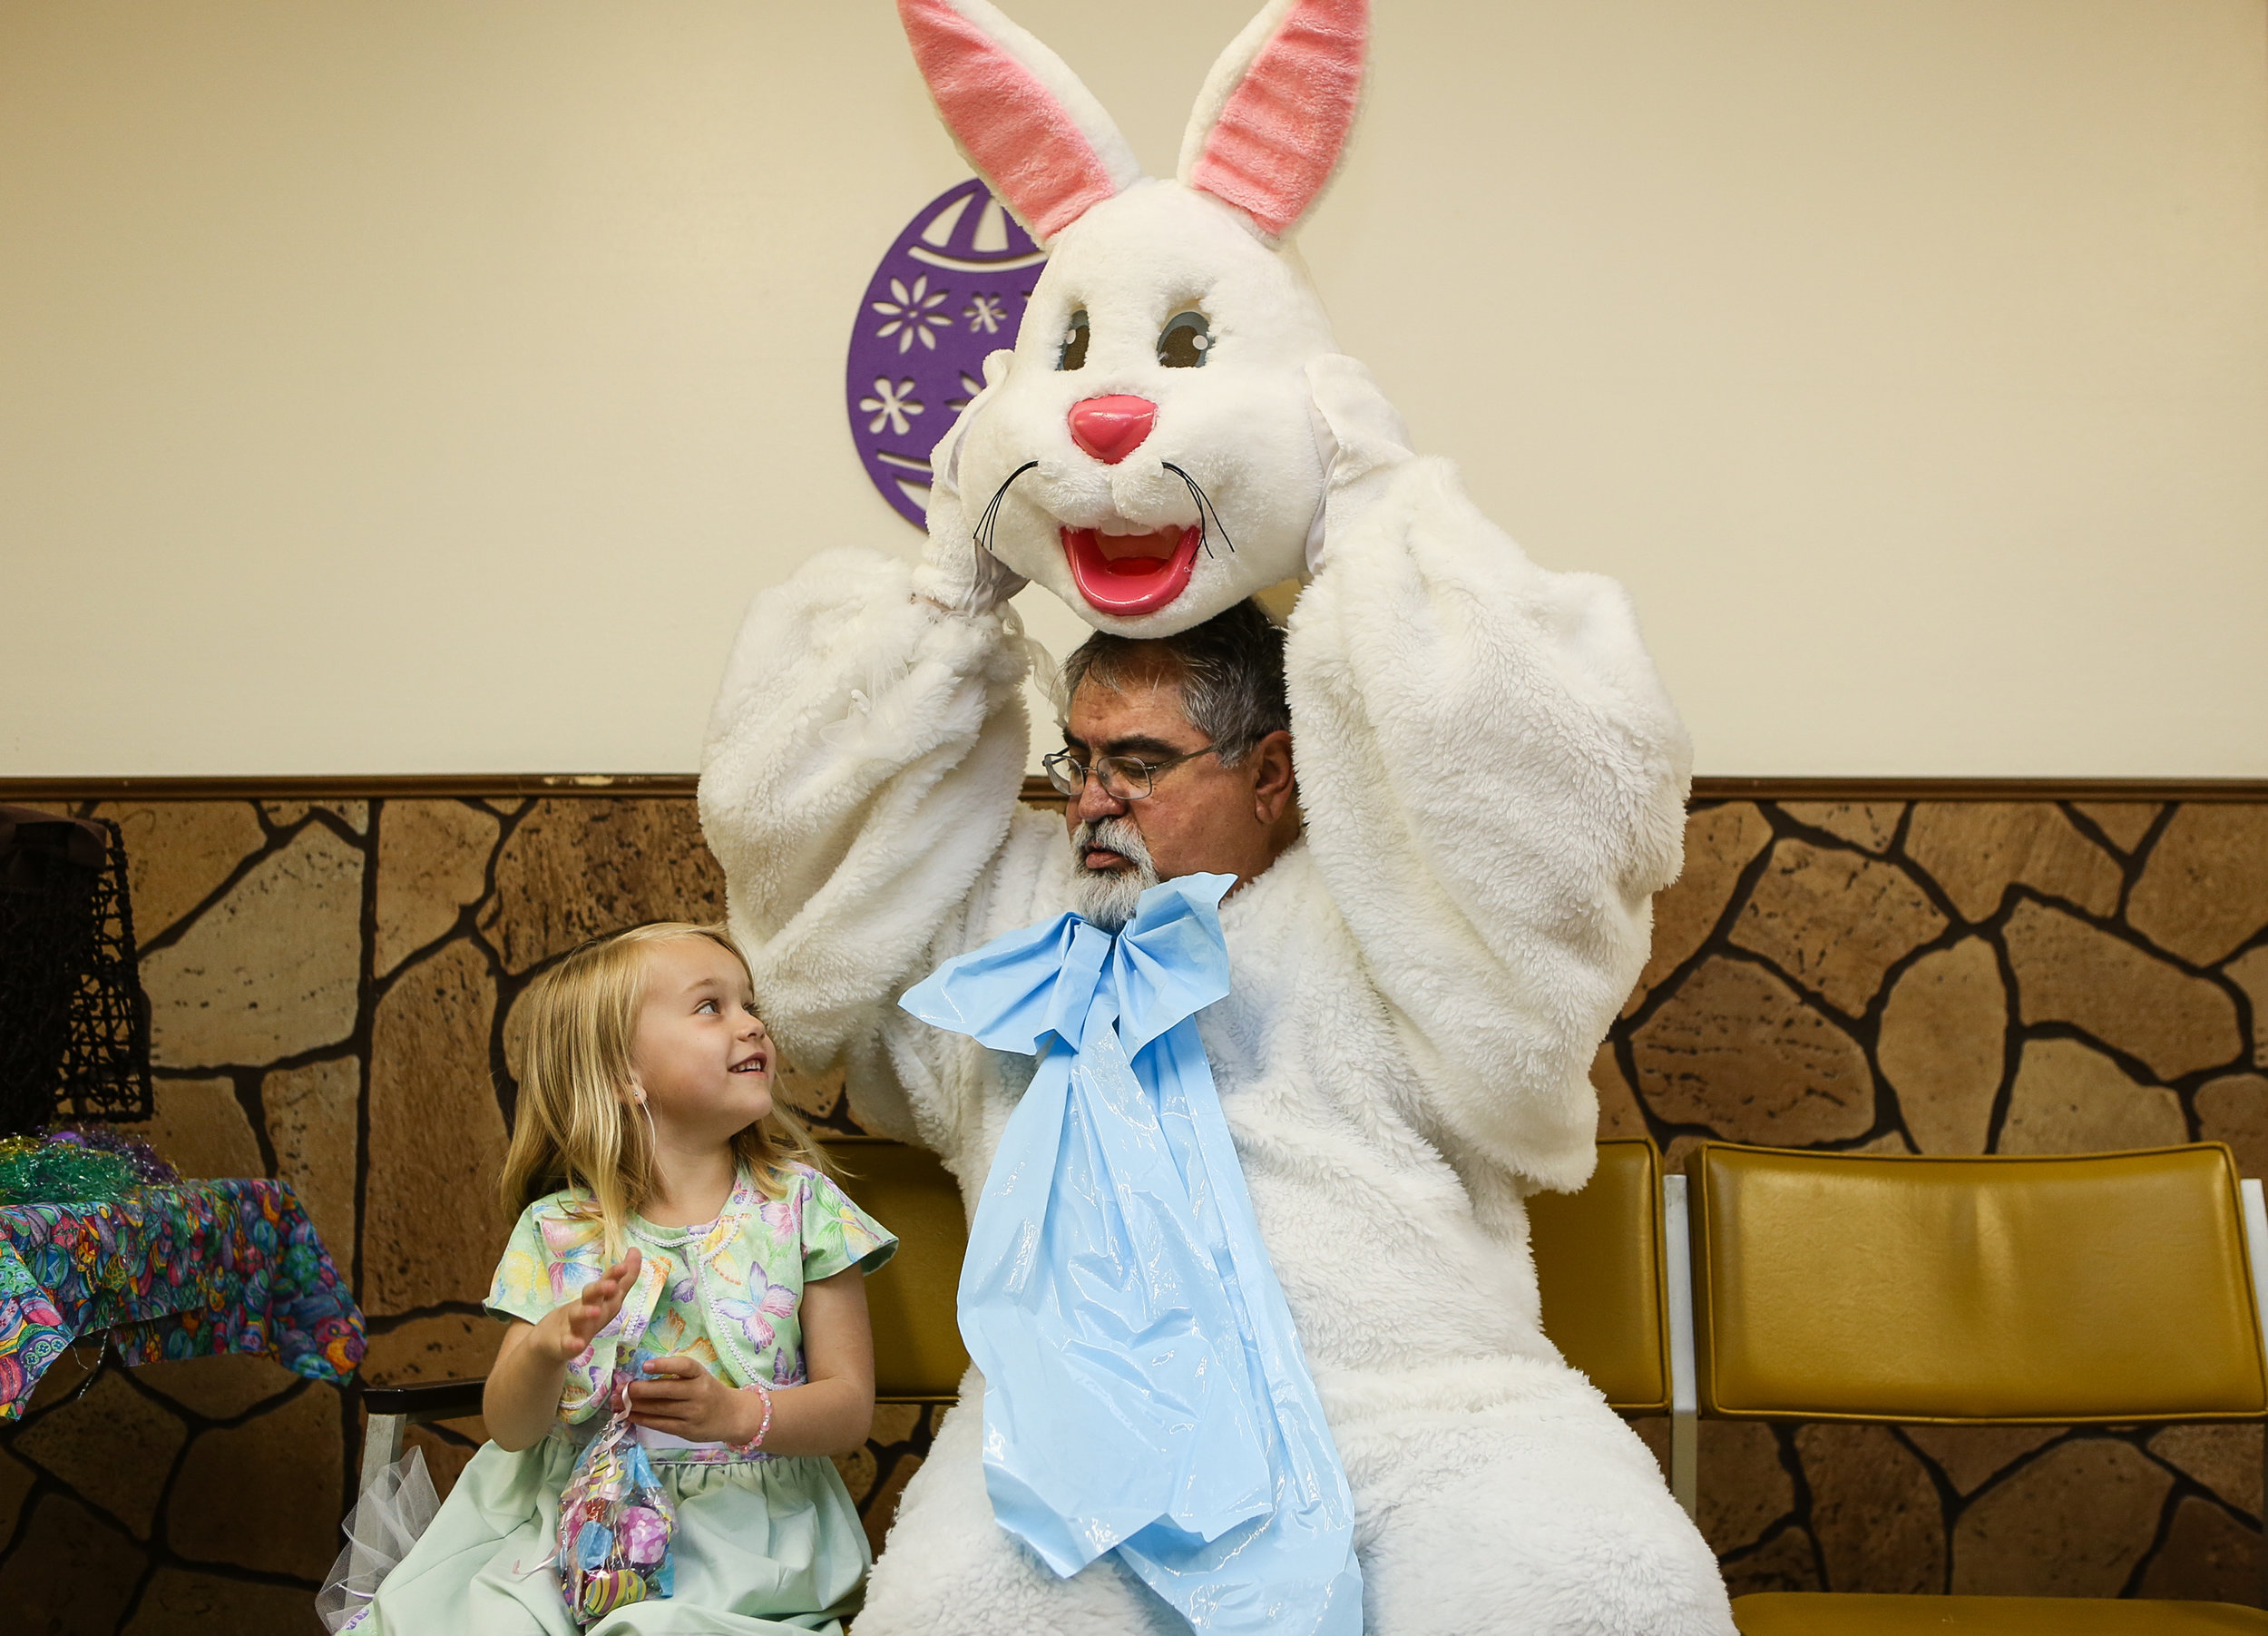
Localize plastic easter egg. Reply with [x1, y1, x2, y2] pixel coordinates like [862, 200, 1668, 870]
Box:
[580, 1567, 650, 1617]
[619, 1504, 670, 1567]
[845, 178, 1047, 529]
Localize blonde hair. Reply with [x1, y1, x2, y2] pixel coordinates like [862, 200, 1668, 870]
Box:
[497, 921, 828, 1258]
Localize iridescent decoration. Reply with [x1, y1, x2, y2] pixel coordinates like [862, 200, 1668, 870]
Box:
[0, 1125, 178, 1206]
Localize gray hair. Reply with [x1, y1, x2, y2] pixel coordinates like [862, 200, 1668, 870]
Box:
[1058, 599, 1290, 767]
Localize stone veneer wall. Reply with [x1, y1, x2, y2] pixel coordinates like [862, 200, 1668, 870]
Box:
[0, 784, 2263, 1632]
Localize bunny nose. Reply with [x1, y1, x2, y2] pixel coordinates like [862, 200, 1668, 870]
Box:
[1067, 396, 1157, 465]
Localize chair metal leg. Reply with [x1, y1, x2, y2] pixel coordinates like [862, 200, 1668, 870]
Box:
[1663, 1173, 1699, 1522]
[361, 1410, 406, 1496]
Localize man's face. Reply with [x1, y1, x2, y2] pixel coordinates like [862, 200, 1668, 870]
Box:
[1061, 657, 1297, 927]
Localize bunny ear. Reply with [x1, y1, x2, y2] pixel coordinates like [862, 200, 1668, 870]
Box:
[1178, 0, 1368, 242]
[897, 0, 1142, 245]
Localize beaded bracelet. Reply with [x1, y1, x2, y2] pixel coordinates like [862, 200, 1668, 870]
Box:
[730, 1378, 775, 1456]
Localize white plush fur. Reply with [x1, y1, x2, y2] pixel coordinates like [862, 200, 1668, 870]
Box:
[947, 181, 1339, 635]
[695, 3, 1731, 1629]
[699, 456, 1726, 1630]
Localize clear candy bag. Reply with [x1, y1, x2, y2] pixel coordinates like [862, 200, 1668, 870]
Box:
[556, 1384, 676, 1626]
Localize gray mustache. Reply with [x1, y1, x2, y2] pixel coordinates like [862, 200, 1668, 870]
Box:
[1072, 817, 1150, 866]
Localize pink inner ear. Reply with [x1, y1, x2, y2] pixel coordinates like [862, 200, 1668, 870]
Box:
[1189, 0, 1366, 240]
[901, 0, 1120, 242]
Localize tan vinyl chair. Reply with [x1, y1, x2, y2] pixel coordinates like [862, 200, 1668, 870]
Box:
[825, 1135, 970, 1403]
[1673, 1141, 2268, 1634]
[1530, 1137, 1682, 1444]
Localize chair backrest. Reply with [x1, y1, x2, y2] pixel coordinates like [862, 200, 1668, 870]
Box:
[1530, 1138, 1670, 1415]
[829, 1133, 1676, 1413]
[824, 1137, 972, 1401]
[1686, 1141, 2268, 1425]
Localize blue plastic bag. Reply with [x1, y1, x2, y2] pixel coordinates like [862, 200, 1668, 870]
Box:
[903, 873, 1362, 1636]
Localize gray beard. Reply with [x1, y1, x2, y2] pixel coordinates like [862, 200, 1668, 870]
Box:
[1070, 816, 1160, 932]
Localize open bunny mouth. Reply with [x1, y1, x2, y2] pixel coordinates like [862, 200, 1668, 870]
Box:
[1061, 524, 1203, 616]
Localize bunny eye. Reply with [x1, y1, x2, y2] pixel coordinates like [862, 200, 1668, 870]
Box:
[1158, 311, 1211, 368]
[1057, 310, 1090, 371]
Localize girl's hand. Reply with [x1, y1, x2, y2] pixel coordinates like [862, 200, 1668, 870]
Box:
[625, 1356, 762, 1446]
[537, 1248, 641, 1366]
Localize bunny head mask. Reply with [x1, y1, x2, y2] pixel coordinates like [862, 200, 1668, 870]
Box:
[904, 0, 1384, 637]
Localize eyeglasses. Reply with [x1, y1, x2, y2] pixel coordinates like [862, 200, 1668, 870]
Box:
[1041, 746, 1219, 800]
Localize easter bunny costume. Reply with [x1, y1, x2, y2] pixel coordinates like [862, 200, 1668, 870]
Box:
[698, 3, 1733, 1631]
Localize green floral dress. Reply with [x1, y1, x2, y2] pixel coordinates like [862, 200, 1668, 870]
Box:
[350, 1163, 894, 1635]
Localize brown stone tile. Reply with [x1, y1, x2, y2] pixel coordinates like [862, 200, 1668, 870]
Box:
[1851, 1130, 1917, 1154]
[359, 1312, 506, 1386]
[480, 798, 723, 975]
[1590, 1040, 1647, 1139]
[1950, 1435, 2174, 1596]
[2148, 1424, 2262, 1513]
[375, 800, 501, 978]
[1630, 957, 1874, 1144]
[1999, 1037, 2187, 1154]
[1730, 840, 1947, 1015]
[2128, 807, 2268, 968]
[484, 797, 528, 817]
[11, 1369, 185, 1539]
[1779, 802, 1902, 854]
[0, 1492, 146, 1634]
[1901, 1425, 2060, 1495]
[132, 1352, 302, 1422]
[122, 1566, 327, 1635]
[93, 799, 268, 945]
[139, 824, 365, 1068]
[1698, 1419, 1792, 1554]
[2138, 1494, 2258, 1603]
[2003, 900, 2243, 1081]
[2224, 946, 2268, 1071]
[1876, 936, 2006, 1154]
[402, 1423, 483, 1501]
[2196, 1075, 2268, 1182]
[1721, 1524, 1824, 1596]
[775, 1055, 855, 1132]
[1625, 804, 1775, 1016]
[365, 939, 511, 1315]
[0, 1444, 36, 1542]
[1905, 803, 2123, 924]
[132, 1075, 264, 1180]
[2071, 802, 2162, 856]
[167, 1385, 344, 1579]
[863, 1451, 924, 1556]
[869, 1402, 924, 1445]
[833, 1444, 880, 1509]
[262, 1058, 358, 1267]
[261, 798, 369, 836]
[1798, 1422, 1946, 1593]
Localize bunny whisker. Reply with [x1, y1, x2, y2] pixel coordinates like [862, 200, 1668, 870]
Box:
[974, 462, 1040, 563]
[1160, 464, 1235, 559]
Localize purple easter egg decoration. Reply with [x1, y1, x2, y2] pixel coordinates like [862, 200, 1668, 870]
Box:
[847, 178, 1046, 529]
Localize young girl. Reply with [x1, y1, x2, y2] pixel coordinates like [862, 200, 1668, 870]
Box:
[334, 921, 895, 1634]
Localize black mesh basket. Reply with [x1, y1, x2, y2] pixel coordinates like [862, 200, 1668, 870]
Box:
[0, 807, 152, 1135]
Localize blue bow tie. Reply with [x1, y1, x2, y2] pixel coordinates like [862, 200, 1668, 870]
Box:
[902, 874, 1362, 1636]
[897, 872, 1232, 1060]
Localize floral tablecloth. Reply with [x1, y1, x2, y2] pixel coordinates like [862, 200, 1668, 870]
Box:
[0, 1178, 364, 1417]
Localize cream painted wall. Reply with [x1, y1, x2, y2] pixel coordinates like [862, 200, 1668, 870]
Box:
[3, 0, 2263, 777]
